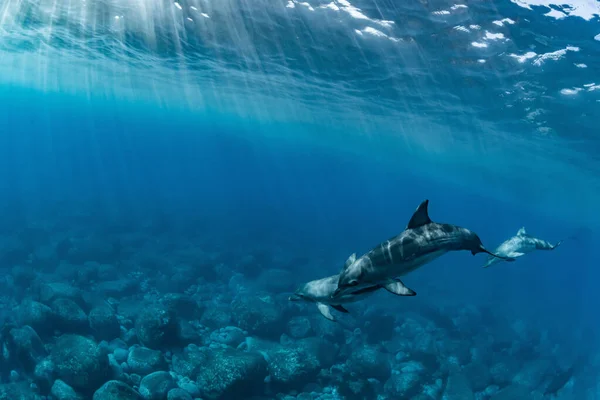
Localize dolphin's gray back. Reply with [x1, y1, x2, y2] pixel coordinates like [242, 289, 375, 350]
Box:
[504, 235, 553, 253]
[366, 223, 474, 267]
[530, 236, 557, 250]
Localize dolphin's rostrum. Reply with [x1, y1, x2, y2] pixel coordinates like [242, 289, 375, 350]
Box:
[332, 199, 513, 299]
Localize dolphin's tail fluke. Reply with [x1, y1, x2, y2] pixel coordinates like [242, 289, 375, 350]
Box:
[475, 245, 516, 262]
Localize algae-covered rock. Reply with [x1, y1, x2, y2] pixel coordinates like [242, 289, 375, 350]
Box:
[209, 326, 246, 348]
[195, 347, 268, 399]
[8, 325, 47, 373]
[231, 295, 285, 339]
[0, 382, 39, 400]
[139, 371, 176, 400]
[39, 282, 85, 308]
[287, 316, 312, 339]
[347, 345, 391, 382]
[199, 306, 232, 329]
[93, 380, 142, 400]
[463, 361, 492, 392]
[51, 334, 110, 392]
[51, 298, 89, 334]
[167, 388, 193, 400]
[384, 372, 423, 399]
[135, 303, 179, 350]
[51, 379, 84, 400]
[127, 346, 168, 376]
[443, 373, 474, 400]
[89, 305, 120, 340]
[17, 300, 56, 338]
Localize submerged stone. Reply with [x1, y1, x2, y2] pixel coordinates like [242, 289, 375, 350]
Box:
[209, 326, 246, 348]
[139, 371, 177, 400]
[200, 306, 232, 329]
[167, 388, 193, 400]
[463, 361, 492, 392]
[347, 345, 391, 382]
[17, 300, 56, 338]
[159, 293, 203, 320]
[135, 303, 180, 350]
[443, 373, 475, 400]
[8, 325, 47, 373]
[171, 346, 210, 379]
[39, 282, 85, 309]
[33, 357, 55, 393]
[93, 380, 142, 400]
[127, 346, 168, 376]
[51, 334, 110, 393]
[490, 384, 534, 400]
[51, 379, 83, 400]
[89, 305, 121, 340]
[513, 359, 553, 390]
[194, 347, 268, 399]
[96, 279, 140, 297]
[0, 382, 38, 400]
[51, 298, 89, 334]
[231, 295, 285, 339]
[287, 316, 312, 339]
[384, 372, 423, 399]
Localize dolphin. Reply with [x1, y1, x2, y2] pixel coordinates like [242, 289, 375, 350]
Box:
[482, 227, 562, 268]
[289, 255, 415, 321]
[332, 199, 513, 300]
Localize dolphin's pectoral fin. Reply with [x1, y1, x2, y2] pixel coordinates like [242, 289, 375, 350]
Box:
[317, 303, 336, 321]
[331, 304, 350, 313]
[383, 280, 416, 296]
[406, 199, 432, 229]
[506, 251, 525, 258]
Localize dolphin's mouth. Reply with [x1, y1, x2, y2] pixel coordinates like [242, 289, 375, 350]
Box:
[331, 288, 342, 298]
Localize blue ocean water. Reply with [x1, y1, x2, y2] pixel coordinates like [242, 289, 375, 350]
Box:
[0, 0, 599, 399]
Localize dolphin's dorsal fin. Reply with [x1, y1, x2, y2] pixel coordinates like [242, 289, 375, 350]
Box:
[406, 200, 432, 229]
[344, 253, 357, 269]
[517, 227, 527, 236]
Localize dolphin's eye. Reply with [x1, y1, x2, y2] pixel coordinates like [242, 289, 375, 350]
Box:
[349, 280, 359, 287]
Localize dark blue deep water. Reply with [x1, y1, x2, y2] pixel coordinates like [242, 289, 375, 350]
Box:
[0, 0, 599, 399]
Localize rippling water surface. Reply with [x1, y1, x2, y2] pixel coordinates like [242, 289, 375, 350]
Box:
[1, 0, 599, 221]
